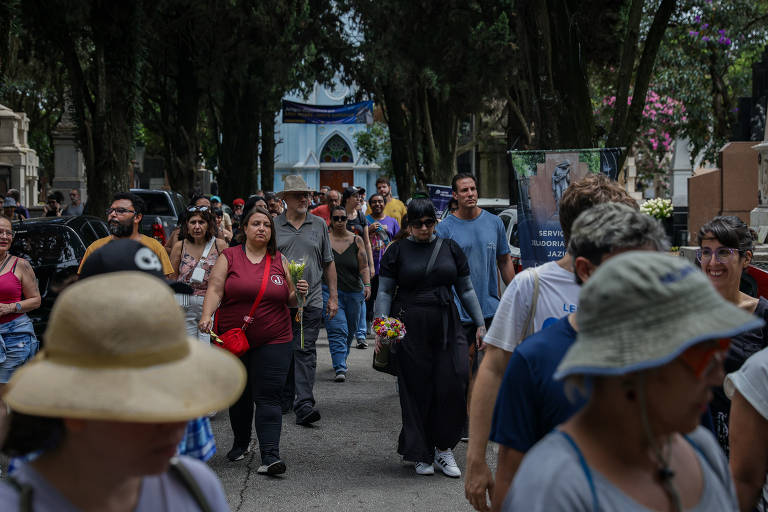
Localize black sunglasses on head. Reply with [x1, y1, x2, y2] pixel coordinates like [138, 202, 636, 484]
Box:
[410, 218, 436, 228]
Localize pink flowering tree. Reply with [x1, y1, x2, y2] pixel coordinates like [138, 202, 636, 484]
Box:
[596, 90, 687, 195]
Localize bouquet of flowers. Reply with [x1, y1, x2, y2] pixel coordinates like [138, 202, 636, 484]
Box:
[372, 317, 407, 344]
[288, 259, 307, 348]
[640, 198, 673, 220]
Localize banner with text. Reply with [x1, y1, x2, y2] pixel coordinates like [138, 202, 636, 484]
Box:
[427, 184, 454, 217]
[509, 148, 622, 268]
[282, 100, 374, 125]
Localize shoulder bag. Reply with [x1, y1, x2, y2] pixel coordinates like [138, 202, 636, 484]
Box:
[373, 238, 443, 375]
[212, 252, 272, 357]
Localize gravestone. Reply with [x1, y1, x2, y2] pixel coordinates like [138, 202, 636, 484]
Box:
[51, 95, 87, 203]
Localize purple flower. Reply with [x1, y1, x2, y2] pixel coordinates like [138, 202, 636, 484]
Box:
[689, 30, 699, 37]
[718, 29, 726, 35]
[725, 38, 732, 45]
[702, 36, 710, 42]
[695, 15, 701, 22]
[702, 23, 709, 29]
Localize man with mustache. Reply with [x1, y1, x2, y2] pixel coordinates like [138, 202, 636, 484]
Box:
[77, 192, 173, 277]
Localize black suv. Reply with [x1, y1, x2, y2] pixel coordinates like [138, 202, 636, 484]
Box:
[10, 215, 109, 341]
[130, 189, 186, 246]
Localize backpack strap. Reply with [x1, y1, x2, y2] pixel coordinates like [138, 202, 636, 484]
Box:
[6, 476, 33, 512]
[169, 457, 213, 512]
[557, 431, 599, 512]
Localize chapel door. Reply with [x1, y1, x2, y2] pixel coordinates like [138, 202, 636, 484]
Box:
[320, 170, 354, 193]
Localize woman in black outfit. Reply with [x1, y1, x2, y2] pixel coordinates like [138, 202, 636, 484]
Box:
[697, 216, 768, 455]
[374, 198, 485, 478]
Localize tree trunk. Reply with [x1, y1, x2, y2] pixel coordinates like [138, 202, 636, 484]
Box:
[165, 41, 199, 198]
[259, 112, 275, 192]
[217, 83, 259, 201]
[381, 83, 415, 199]
[612, 0, 677, 175]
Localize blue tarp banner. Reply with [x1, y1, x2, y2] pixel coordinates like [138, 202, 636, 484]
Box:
[282, 100, 374, 125]
[509, 148, 622, 268]
[428, 184, 453, 217]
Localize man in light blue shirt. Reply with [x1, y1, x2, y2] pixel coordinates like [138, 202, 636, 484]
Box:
[436, 173, 515, 437]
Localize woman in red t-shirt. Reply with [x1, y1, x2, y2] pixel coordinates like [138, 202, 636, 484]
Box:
[200, 206, 308, 475]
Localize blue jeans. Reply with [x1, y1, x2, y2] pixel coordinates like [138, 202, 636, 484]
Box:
[0, 314, 39, 383]
[322, 285, 363, 373]
[355, 300, 367, 340]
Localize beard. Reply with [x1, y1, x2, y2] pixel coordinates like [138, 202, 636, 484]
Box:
[109, 219, 134, 238]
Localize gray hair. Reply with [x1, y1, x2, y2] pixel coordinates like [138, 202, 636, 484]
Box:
[567, 202, 669, 265]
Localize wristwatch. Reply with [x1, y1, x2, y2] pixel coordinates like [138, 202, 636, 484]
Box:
[14, 302, 21, 313]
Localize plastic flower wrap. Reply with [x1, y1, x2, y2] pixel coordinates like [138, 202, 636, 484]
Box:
[640, 198, 673, 220]
[372, 317, 406, 344]
[288, 259, 307, 348]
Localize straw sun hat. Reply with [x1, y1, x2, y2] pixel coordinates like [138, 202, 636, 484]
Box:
[555, 251, 763, 379]
[278, 175, 314, 197]
[2, 272, 246, 422]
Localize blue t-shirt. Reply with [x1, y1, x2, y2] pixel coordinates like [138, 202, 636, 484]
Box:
[490, 316, 583, 451]
[436, 210, 510, 323]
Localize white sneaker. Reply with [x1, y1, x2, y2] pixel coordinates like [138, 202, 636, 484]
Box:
[415, 462, 434, 475]
[434, 448, 461, 478]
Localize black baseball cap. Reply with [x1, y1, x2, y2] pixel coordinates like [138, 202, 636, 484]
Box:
[79, 239, 192, 294]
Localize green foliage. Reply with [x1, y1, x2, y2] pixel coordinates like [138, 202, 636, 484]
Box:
[509, 152, 545, 178]
[653, 0, 768, 162]
[353, 122, 391, 175]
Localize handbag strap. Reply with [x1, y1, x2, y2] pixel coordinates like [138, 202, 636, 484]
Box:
[425, 237, 443, 276]
[196, 237, 215, 267]
[241, 253, 272, 330]
[522, 268, 540, 338]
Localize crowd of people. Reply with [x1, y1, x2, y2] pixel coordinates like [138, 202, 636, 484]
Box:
[0, 170, 767, 512]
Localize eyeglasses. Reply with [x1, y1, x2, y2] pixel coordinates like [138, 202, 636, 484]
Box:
[105, 207, 135, 216]
[410, 218, 436, 228]
[188, 206, 210, 212]
[680, 338, 731, 378]
[696, 247, 740, 264]
[0, 229, 13, 237]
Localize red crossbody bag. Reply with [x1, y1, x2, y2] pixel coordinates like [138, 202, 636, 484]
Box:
[213, 253, 272, 357]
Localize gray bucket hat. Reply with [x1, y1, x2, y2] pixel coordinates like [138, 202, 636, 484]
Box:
[278, 175, 314, 196]
[555, 251, 763, 379]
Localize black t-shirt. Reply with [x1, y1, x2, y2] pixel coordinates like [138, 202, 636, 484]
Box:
[710, 296, 768, 455]
[379, 236, 469, 292]
[346, 211, 367, 237]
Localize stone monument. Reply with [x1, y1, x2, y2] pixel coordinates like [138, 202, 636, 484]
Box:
[51, 96, 87, 203]
[751, 121, 768, 242]
[0, 104, 39, 207]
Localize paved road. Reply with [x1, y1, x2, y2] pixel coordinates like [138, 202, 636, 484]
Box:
[209, 330, 497, 511]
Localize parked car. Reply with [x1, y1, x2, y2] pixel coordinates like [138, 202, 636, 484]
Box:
[130, 189, 186, 245]
[10, 215, 109, 342]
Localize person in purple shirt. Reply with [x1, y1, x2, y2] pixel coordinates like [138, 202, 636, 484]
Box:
[362, 193, 399, 338]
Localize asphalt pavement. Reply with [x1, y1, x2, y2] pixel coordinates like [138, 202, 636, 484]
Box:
[209, 329, 497, 511]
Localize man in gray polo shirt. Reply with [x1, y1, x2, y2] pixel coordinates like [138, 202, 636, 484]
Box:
[276, 175, 338, 426]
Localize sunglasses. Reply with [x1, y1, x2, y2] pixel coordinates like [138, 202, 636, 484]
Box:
[679, 338, 731, 378]
[332, 215, 347, 222]
[188, 206, 210, 212]
[696, 247, 741, 264]
[410, 218, 436, 228]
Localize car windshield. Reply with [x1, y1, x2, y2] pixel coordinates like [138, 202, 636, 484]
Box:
[133, 192, 173, 216]
[11, 226, 82, 266]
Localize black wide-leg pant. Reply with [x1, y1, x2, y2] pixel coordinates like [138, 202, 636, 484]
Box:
[395, 303, 469, 463]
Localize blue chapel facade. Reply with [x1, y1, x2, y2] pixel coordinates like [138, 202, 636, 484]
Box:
[272, 82, 385, 196]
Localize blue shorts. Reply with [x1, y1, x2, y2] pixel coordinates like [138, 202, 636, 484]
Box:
[0, 315, 39, 383]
